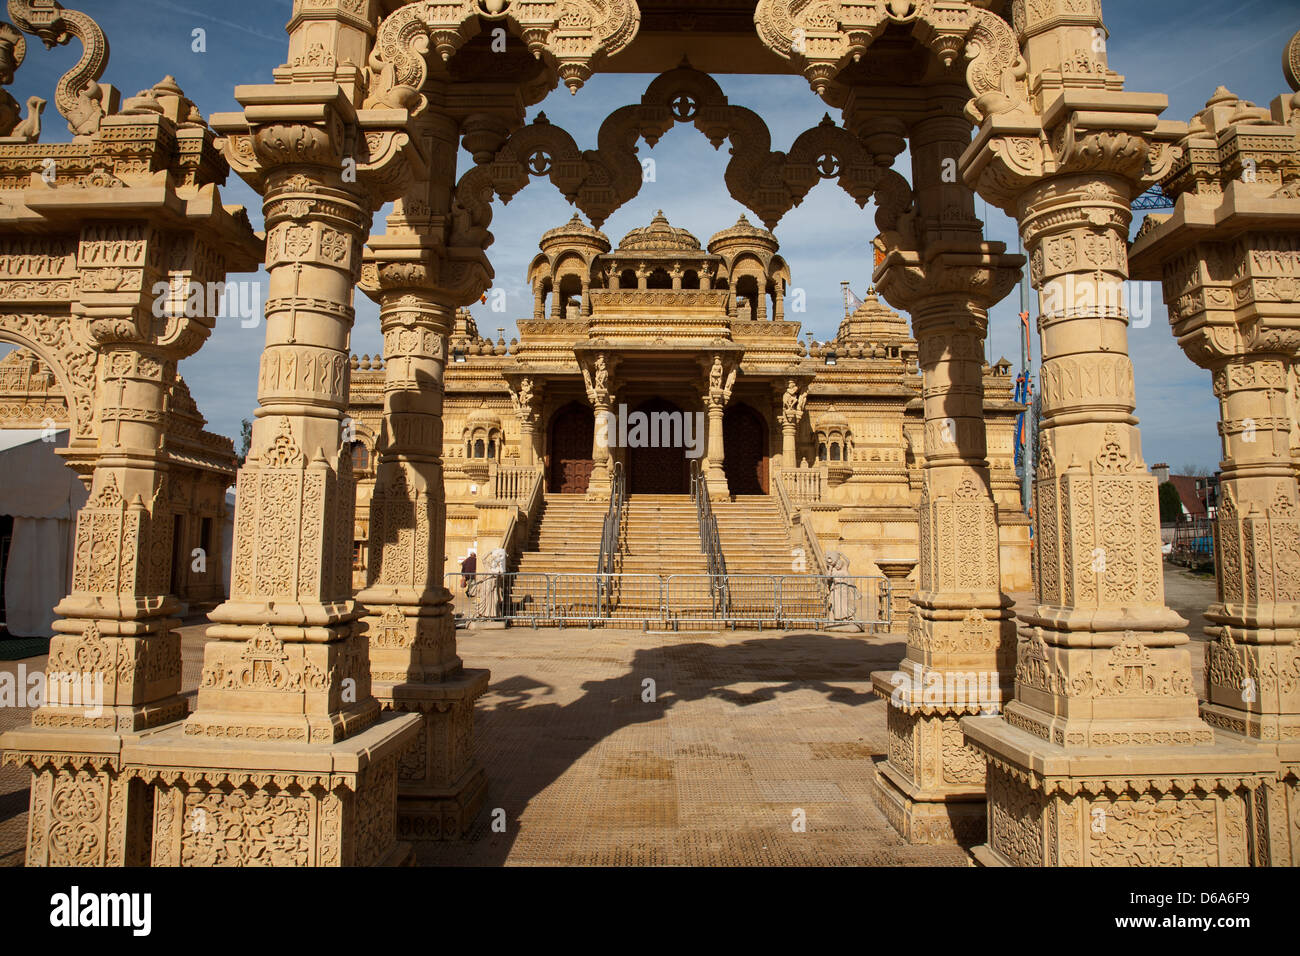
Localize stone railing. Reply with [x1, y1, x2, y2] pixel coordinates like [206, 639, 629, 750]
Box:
[492, 464, 541, 501]
[773, 472, 827, 576]
[500, 469, 545, 570]
[776, 466, 825, 503]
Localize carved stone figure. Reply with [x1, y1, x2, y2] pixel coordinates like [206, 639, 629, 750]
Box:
[824, 550, 862, 632]
[469, 547, 508, 619]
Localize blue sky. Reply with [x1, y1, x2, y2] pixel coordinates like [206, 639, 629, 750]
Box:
[5, 0, 1297, 472]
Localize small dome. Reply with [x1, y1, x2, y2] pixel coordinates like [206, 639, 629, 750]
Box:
[616, 211, 702, 253]
[540, 213, 610, 252]
[707, 214, 778, 254]
[464, 406, 503, 430]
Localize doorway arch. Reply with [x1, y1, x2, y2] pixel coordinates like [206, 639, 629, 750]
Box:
[548, 402, 594, 494]
[627, 397, 690, 495]
[723, 403, 768, 496]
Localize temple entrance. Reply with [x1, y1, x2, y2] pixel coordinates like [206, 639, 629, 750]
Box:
[723, 404, 768, 495]
[627, 398, 689, 495]
[548, 402, 594, 494]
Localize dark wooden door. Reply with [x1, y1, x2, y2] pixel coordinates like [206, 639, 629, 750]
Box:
[549, 403, 594, 494]
[724, 404, 768, 495]
[628, 398, 689, 495]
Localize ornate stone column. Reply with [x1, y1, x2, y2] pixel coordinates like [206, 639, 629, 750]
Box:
[1129, 78, 1300, 865]
[0, 75, 264, 866]
[702, 352, 738, 499]
[136, 87, 425, 866]
[870, 102, 1023, 845]
[580, 350, 617, 497]
[958, 11, 1275, 864]
[511, 375, 543, 468]
[776, 377, 806, 469]
[356, 228, 490, 839]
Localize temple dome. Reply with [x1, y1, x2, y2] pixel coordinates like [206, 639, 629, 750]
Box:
[540, 213, 610, 252]
[464, 405, 503, 430]
[837, 289, 909, 341]
[707, 215, 778, 254]
[615, 211, 702, 253]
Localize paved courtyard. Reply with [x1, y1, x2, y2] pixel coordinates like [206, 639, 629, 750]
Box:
[0, 565, 1218, 866]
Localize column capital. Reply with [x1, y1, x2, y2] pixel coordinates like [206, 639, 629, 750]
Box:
[961, 89, 1179, 214]
[875, 240, 1024, 328]
[213, 84, 429, 209]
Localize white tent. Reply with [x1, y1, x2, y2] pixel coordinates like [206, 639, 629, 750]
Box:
[0, 429, 87, 637]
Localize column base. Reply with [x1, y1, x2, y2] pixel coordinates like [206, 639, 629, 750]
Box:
[125, 711, 420, 866]
[375, 667, 491, 841]
[871, 757, 987, 846]
[869, 668, 996, 846]
[0, 724, 160, 866]
[1201, 702, 1300, 866]
[963, 715, 1276, 866]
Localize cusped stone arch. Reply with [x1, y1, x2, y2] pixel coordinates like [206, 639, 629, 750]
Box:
[0, 312, 99, 472]
[451, 63, 915, 254]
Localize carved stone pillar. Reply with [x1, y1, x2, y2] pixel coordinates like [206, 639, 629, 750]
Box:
[775, 377, 806, 471]
[871, 241, 1022, 845]
[961, 75, 1275, 864]
[511, 376, 542, 468]
[0, 64, 266, 865]
[1129, 78, 1300, 865]
[355, 243, 490, 840]
[702, 352, 738, 499]
[580, 351, 616, 497]
[533, 282, 545, 320]
[140, 89, 424, 866]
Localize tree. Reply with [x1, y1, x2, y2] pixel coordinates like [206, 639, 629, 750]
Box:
[1159, 481, 1184, 524]
[237, 419, 252, 466]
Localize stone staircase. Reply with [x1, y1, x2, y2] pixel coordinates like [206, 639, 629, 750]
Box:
[515, 494, 606, 576]
[494, 492, 831, 626]
[618, 495, 709, 576]
[712, 496, 822, 621]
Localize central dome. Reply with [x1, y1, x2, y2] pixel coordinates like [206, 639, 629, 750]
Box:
[615, 211, 702, 253]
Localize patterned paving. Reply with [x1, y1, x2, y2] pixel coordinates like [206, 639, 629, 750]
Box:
[416, 625, 970, 866]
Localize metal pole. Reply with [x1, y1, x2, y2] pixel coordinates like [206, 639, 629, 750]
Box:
[1018, 235, 1034, 513]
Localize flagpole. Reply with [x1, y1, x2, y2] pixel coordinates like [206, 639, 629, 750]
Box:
[1018, 235, 1034, 514]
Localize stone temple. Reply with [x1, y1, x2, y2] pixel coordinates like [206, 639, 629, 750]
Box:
[348, 211, 1030, 608]
[0, 0, 1297, 868]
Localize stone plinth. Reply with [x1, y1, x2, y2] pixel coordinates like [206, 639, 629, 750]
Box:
[962, 716, 1273, 866]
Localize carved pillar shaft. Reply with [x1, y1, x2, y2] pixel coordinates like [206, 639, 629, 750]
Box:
[45, 341, 186, 733]
[781, 420, 797, 467]
[194, 169, 379, 744]
[1202, 350, 1300, 733]
[360, 285, 459, 678]
[871, 233, 1020, 845]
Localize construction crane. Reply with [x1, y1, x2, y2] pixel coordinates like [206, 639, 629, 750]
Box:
[1132, 184, 1176, 210]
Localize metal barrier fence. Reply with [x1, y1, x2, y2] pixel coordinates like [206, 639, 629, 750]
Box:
[447, 571, 891, 632]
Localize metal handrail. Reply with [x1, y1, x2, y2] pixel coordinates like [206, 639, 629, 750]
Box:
[596, 460, 626, 611]
[689, 459, 730, 613]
